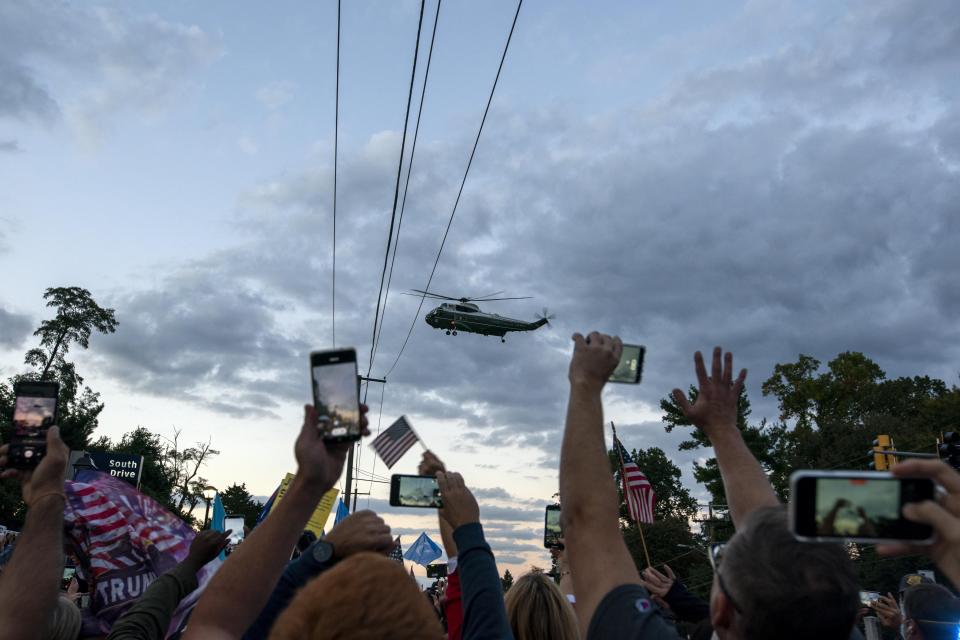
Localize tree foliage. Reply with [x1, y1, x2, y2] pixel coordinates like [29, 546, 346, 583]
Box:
[0, 287, 118, 526]
[220, 483, 264, 529]
[501, 569, 514, 592]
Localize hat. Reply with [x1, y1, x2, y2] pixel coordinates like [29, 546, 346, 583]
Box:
[899, 573, 934, 593]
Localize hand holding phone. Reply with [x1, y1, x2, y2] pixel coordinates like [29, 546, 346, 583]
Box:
[790, 470, 935, 543]
[310, 349, 361, 443]
[8, 381, 59, 468]
[390, 474, 443, 508]
[436, 472, 480, 530]
[876, 459, 960, 591]
[609, 344, 645, 384]
[0, 425, 69, 506]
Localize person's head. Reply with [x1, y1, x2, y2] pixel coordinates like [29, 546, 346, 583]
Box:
[269, 552, 444, 640]
[44, 595, 81, 640]
[504, 571, 579, 640]
[901, 583, 960, 640]
[709, 506, 859, 640]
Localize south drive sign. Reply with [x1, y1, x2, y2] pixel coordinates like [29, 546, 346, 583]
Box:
[86, 452, 145, 488]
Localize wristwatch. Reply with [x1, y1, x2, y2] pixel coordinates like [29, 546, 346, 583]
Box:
[311, 540, 336, 564]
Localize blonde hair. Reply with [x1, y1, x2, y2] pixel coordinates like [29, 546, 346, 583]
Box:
[504, 572, 580, 640]
[270, 553, 444, 640]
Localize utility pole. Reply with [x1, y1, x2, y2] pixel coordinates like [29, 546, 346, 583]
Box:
[343, 375, 386, 514]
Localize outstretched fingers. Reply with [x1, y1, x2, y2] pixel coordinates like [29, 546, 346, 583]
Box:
[694, 351, 708, 388]
[671, 389, 693, 416]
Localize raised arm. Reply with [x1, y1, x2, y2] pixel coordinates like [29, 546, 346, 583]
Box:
[0, 427, 70, 640]
[419, 452, 463, 640]
[671, 348, 777, 529]
[184, 403, 368, 640]
[437, 471, 512, 640]
[559, 332, 647, 637]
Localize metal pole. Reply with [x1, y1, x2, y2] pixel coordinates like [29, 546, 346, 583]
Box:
[204, 500, 211, 530]
[344, 443, 355, 515]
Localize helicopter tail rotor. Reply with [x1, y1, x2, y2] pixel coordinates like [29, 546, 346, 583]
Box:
[536, 308, 556, 324]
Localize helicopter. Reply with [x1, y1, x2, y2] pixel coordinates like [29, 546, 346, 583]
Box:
[405, 289, 554, 342]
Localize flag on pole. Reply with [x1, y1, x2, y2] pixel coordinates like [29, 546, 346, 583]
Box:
[370, 415, 419, 468]
[334, 498, 350, 526]
[388, 537, 404, 563]
[64, 471, 221, 636]
[613, 433, 657, 524]
[212, 493, 227, 560]
[404, 532, 443, 566]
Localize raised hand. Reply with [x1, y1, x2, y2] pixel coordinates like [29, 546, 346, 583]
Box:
[640, 564, 676, 598]
[671, 347, 746, 437]
[872, 592, 901, 629]
[325, 510, 394, 559]
[184, 529, 232, 572]
[294, 403, 370, 495]
[419, 451, 446, 477]
[568, 332, 622, 393]
[0, 426, 69, 507]
[877, 459, 960, 589]
[436, 472, 480, 530]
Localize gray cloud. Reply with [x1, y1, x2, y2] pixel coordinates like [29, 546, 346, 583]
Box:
[86, 0, 960, 494]
[0, 307, 32, 349]
[0, 2, 221, 139]
[0, 139, 20, 153]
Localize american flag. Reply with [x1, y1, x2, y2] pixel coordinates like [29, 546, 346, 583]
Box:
[613, 434, 656, 524]
[389, 537, 404, 563]
[371, 415, 419, 468]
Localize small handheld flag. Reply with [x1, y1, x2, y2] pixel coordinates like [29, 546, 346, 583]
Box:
[371, 415, 420, 468]
[334, 498, 350, 526]
[613, 433, 657, 524]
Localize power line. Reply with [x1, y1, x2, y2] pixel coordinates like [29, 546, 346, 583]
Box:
[384, 0, 524, 379]
[371, 0, 443, 364]
[364, 0, 428, 392]
[332, 0, 341, 347]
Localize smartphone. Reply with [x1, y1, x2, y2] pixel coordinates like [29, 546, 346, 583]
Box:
[609, 344, 645, 384]
[224, 516, 246, 544]
[390, 474, 442, 508]
[310, 349, 360, 442]
[62, 567, 77, 591]
[9, 381, 60, 469]
[544, 504, 563, 549]
[859, 590, 881, 607]
[790, 470, 935, 544]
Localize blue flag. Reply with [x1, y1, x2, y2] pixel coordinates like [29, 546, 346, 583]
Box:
[212, 494, 227, 560]
[334, 498, 350, 526]
[403, 531, 442, 566]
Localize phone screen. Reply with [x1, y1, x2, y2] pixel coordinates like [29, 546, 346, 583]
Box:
[544, 505, 562, 549]
[609, 344, 645, 384]
[859, 590, 881, 607]
[792, 472, 935, 542]
[391, 475, 442, 508]
[10, 382, 59, 468]
[224, 517, 246, 544]
[310, 350, 360, 442]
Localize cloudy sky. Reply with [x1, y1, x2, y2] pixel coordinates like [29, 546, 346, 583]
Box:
[1, 0, 958, 573]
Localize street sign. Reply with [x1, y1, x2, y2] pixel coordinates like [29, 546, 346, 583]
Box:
[86, 452, 145, 488]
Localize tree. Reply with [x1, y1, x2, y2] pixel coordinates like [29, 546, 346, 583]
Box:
[0, 287, 118, 527]
[220, 483, 264, 529]
[501, 569, 514, 592]
[92, 426, 219, 526]
[90, 427, 175, 514]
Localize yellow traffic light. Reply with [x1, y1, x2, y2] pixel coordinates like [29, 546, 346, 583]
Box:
[870, 435, 895, 470]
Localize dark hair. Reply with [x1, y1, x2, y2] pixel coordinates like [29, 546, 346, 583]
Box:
[903, 583, 960, 640]
[722, 506, 859, 640]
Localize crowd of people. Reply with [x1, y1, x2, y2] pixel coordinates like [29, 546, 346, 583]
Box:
[2, 336, 960, 639]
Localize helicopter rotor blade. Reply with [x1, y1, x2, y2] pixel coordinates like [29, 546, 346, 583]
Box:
[408, 289, 460, 301]
[472, 290, 505, 300]
[470, 296, 533, 302]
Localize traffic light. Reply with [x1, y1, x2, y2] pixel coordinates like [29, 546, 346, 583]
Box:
[869, 435, 895, 470]
[938, 432, 960, 471]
